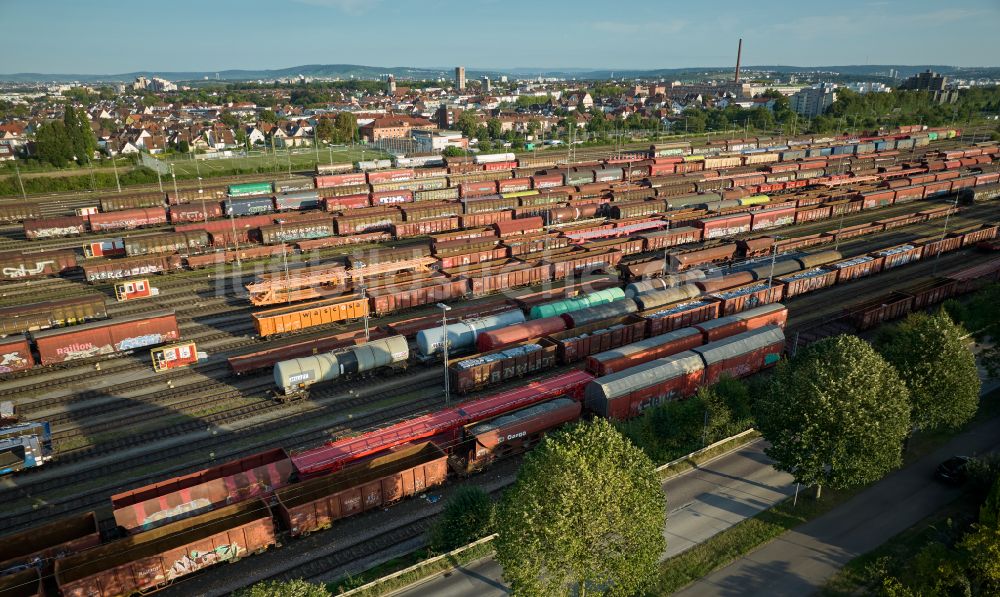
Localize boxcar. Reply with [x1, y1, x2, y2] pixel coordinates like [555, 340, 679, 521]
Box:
[81, 255, 171, 282]
[0, 202, 41, 224]
[259, 220, 335, 244]
[449, 341, 557, 394]
[99, 192, 165, 212]
[88, 207, 168, 231]
[23, 216, 88, 239]
[123, 230, 211, 256]
[0, 335, 34, 373]
[225, 196, 275, 217]
[55, 501, 277, 597]
[31, 310, 179, 365]
[586, 327, 703, 376]
[0, 249, 78, 281]
[274, 191, 321, 211]
[0, 294, 107, 337]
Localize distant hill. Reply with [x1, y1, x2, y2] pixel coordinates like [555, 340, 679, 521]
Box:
[1, 63, 998, 84]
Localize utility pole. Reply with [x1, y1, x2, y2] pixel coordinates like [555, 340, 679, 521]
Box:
[932, 195, 960, 275]
[13, 160, 26, 199]
[766, 237, 782, 287]
[110, 153, 122, 192]
[436, 303, 452, 404]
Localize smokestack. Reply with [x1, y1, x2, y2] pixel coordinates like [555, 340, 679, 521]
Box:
[734, 38, 742, 83]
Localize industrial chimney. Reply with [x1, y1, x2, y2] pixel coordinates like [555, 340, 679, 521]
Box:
[734, 38, 742, 83]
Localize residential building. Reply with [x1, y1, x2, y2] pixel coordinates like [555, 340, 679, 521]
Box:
[360, 115, 435, 142]
[899, 70, 958, 103]
[790, 85, 837, 118]
[455, 66, 466, 91]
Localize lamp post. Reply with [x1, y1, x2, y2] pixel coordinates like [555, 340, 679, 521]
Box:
[436, 303, 452, 404]
[766, 236, 784, 288]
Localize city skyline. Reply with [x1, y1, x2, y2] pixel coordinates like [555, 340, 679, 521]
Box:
[2, 0, 998, 74]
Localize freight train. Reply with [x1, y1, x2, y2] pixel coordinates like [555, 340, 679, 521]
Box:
[0, 421, 52, 475]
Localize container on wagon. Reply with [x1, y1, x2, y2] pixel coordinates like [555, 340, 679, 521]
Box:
[150, 341, 199, 372]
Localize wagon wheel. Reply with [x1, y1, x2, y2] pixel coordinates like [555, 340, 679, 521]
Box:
[301, 530, 311, 538]
[254, 547, 268, 555]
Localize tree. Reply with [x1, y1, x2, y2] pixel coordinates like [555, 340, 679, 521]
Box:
[961, 523, 1000, 593]
[63, 107, 96, 164]
[429, 486, 494, 552]
[34, 120, 74, 167]
[315, 117, 335, 142]
[877, 311, 980, 432]
[454, 110, 480, 139]
[756, 335, 911, 497]
[259, 109, 279, 124]
[486, 118, 503, 140]
[176, 140, 190, 153]
[951, 283, 1000, 378]
[442, 145, 467, 157]
[333, 112, 357, 143]
[219, 111, 240, 129]
[234, 579, 329, 597]
[495, 419, 665, 596]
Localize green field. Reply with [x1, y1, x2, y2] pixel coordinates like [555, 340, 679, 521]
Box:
[162, 145, 391, 177]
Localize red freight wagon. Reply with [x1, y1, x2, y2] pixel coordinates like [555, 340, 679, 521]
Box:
[751, 206, 796, 231]
[532, 173, 564, 188]
[922, 180, 953, 197]
[696, 213, 752, 239]
[458, 211, 513, 229]
[23, 215, 88, 240]
[437, 246, 509, 269]
[371, 189, 414, 205]
[0, 249, 78, 281]
[368, 278, 467, 315]
[827, 255, 885, 282]
[88, 207, 167, 231]
[670, 243, 739, 271]
[694, 271, 755, 294]
[639, 226, 702, 251]
[586, 327, 703, 376]
[366, 169, 415, 184]
[174, 214, 273, 246]
[55, 501, 277, 597]
[692, 325, 785, 385]
[641, 299, 721, 336]
[450, 341, 558, 393]
[795, 206, 832, 223]
[324, 193, 371, 211]
[276, 443, 448, 538]
[860, 189, 895, 209]
[584, 351, 705, 420]
[498, 178, 532, 193]
[694, 303, 788, 342]
[892, 185, 926, 203]
[391, 217, 460, 238]
[168, 203, 224, 223]
[32, 310, 179, 365]
[494, 216, 544, 237]
[111, 447, 292, 533]
[545, 315, 647, 364]
[334, 210, 403, 235]
[315, 172, 368, 188]
[114, 278, 155, 301]
[151, 341, 199, 372]
[476, 317, 567, 352]
[0, 335, 34, 373]
[849, 292, 914, 330]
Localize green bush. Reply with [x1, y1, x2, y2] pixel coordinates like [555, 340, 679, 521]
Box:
[428, 486, 494, 552]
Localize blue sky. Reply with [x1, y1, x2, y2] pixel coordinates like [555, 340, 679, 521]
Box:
[2, 0, 998, 73]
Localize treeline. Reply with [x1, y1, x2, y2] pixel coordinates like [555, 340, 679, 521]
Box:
[32, 107, 98, 167]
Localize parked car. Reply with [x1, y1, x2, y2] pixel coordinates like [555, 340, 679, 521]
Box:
[935, 455, 973, 484]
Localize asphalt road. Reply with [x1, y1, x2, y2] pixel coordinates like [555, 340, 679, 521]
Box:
[676, 403, 1000, 596]
[390, 440, 796, 597]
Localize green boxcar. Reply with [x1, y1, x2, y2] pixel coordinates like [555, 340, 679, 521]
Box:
[529, 288, 625, 319]
[928, 132, 939, 141]
[228, 182, 275, 197]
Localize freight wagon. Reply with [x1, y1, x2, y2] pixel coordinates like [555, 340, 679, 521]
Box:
[228, 181, 275, 197]
[31, 310, 179, 365]
[0, 294, 107, 337]
[123, 230, 211, 256]
[253, 295, 369, 337]
[274, 335, 409, 395]
[23, 216, 88, 239]
[0, 249, 78, 281]
[99, 192, 165, 212]
[0, 202, 41, 224]
[88, 207, 168, 231]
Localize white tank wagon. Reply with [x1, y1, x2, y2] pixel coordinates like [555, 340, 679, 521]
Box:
[273, 335, 409, 395]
